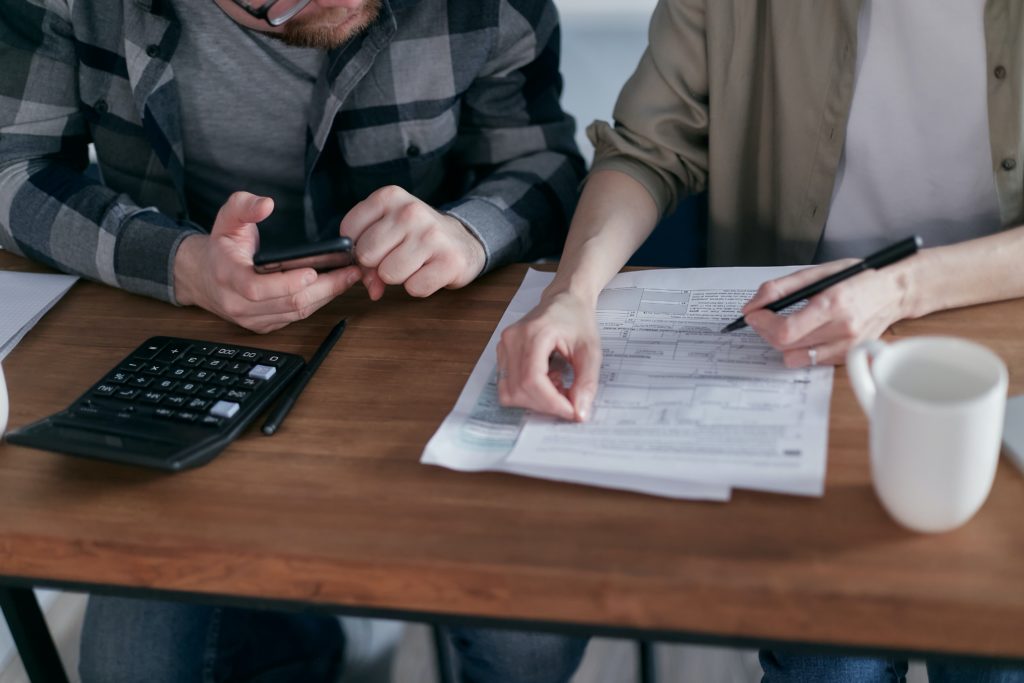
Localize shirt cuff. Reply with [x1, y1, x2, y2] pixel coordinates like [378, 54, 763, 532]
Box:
[443, 196, 525, 274]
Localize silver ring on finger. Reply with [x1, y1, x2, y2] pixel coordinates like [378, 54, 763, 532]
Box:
[808, 346, 818, 367]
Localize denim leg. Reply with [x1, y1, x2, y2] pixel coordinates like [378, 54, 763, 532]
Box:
[759, 650, 909, 683]
[448, 626, 588, 683]
[927, 660, 1024, 683]
[78, 595, 343, 683]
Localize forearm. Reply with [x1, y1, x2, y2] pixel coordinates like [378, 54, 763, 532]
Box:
[544, 169, 660, 306]
[901, 225, 1024, 318]
[0, 159, 200, 301]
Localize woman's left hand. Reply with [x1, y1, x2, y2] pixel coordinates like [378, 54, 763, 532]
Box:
[741, 259, 913, 368]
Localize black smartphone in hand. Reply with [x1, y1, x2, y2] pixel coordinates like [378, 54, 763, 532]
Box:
[253, 237, 354, 274]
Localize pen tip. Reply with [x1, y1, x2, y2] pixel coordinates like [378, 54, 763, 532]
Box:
[262, 425, 276, 436]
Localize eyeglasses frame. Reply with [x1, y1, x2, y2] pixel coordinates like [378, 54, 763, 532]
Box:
[228, 0, 314, 27]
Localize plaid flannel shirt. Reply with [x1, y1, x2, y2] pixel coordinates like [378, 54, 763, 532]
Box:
[0, 0, 584, 302]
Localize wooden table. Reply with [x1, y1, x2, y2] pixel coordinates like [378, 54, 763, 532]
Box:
[2, 251, 1023, 680]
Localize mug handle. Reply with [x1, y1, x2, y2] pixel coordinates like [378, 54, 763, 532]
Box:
[846, 340, 887, 416]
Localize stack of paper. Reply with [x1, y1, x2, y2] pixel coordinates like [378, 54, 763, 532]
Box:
[0, 271, 78, 360]
[422, 268, 834, 501]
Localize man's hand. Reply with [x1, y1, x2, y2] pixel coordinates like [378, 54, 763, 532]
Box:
[496, 290, 602, 422]
[173, 192, 362, 333]
[741, 258, 914, 367]
[340, 186, 486, 300]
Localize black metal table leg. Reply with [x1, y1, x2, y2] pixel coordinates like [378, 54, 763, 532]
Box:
[432, 623, 456, 683]
[640, 639, 658, 683]
[0, 587, 69, 683]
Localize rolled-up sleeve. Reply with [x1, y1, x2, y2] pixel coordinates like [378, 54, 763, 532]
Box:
[588, 0, 709, 218]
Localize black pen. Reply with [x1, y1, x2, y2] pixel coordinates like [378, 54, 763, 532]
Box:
[261, 319, 347, 435]
[720, 235, 923, 333]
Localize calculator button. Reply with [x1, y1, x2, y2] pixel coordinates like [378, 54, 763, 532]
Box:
[133, 342, 164, 359]
[129, 376, 152, 388]
[107, 371, 131, 384]
[155, 379, 179, 392]
[115, 388, 140, 400]
[238, 377, 261, 389]
[224, 362, 252, 374]
[210, 401, 240, 419]
[192, 370, 213, 382]
[180, 355, 203, 367]
[94, 383, 118, 396]
[178, 382, 200, 395]
[156, 345, 187, 363]
[154, 407, 176, 420]
[224, 389, 250, 403]
[262, 354, 284, 366]
[249, 365, 277, 381]
[140, 391, 165, 404]
[163, 395, 188, 407]
[122, 360, 145, 372]
[202, 359, 227, 371]
[168, 367, 191, 380]
[239, 350, 261, 362]
[213, 373, 237, 387]
[190, 343, 217, 356]
[200, 386, 224, 400]
[187, 398, 211, 412]
[200, 415, 225, 428]
[142, 363, 166, 376]
[214, 347, 238, 359]
[174, 411, 201, 423]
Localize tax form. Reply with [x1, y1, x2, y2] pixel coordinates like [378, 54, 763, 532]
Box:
[422, 267, 834, 499]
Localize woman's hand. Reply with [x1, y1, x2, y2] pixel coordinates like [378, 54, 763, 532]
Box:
[742, 259, 914, 367]
[496, 290, 602, 421]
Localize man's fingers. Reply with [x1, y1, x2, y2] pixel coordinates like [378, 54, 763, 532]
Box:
[214, 192, 274, 237]
[400, 259, 451, 298]
[340, 185, 410, 244]
[361, 268, 386, 300]
[231, 267, 318, 303]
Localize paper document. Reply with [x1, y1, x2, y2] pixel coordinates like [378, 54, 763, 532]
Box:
[423, 268, 834, 499]
[0, 271, 78, 360]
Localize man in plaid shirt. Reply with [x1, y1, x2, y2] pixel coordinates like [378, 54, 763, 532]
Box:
[1, 0, 587, 680]
[0, 0, 584, 333]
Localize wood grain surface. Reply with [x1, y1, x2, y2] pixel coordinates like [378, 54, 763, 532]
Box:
[1, 251, 1022, 659]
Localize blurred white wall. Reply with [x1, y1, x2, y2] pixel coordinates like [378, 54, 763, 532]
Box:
[553, 0, 658, 162]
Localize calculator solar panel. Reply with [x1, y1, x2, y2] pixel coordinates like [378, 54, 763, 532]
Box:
[6, 337, 304, 471]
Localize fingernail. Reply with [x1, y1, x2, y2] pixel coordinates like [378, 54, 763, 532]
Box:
[575, 392, 593, 421]
[303, 273, 316, 286]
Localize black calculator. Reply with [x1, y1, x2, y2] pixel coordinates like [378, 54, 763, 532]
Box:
[6, 337, 304, 471]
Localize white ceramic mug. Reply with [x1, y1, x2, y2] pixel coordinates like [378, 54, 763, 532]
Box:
[847, 336, 1008, 533]
[0, 361, 8, 437]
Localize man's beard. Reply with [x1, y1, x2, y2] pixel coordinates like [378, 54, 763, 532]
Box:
[273, 0, 382, 50]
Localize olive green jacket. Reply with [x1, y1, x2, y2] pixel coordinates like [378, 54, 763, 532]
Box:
[589, 0, 1023, 266]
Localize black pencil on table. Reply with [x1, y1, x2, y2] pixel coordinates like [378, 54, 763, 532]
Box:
[261, 319, 347, 435]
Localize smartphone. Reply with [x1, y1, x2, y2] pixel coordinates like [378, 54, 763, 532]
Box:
[253, 236, 354, 274]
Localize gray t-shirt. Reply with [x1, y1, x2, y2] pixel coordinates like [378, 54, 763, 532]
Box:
[173, 2, 324, 248]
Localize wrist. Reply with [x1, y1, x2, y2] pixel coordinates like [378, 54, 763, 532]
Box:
[172, 234, 206, 306]
[442, 213, 486, 282]
[893, 250, 936, 320]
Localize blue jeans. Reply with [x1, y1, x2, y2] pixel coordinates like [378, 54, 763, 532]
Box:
[79, 595, 587, 683]
[760, 650, 1024, 682]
